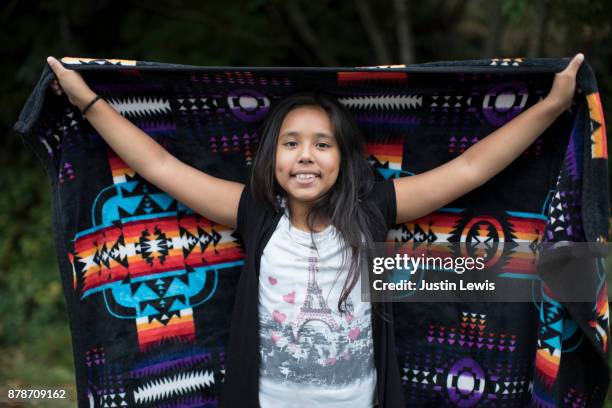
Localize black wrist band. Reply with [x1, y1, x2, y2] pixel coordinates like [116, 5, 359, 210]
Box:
[81, 95, 102, 116]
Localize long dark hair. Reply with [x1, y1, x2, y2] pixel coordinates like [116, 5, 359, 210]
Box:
[250, 91, 388, 317]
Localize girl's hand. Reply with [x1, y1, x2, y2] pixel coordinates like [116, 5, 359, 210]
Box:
[545, 53, 584, 114]
[46, 56, 97, 111]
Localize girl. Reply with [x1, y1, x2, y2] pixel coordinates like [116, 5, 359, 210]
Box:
[46, 54, 583, 408]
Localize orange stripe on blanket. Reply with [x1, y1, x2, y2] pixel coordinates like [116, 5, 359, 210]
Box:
[535, 348, 560, 385]
[587, 92, 607, 159]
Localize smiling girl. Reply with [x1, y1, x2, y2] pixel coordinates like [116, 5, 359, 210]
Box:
[46, 54, 583, 407]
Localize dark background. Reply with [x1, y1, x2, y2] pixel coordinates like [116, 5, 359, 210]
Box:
[1, 1, 610, 405]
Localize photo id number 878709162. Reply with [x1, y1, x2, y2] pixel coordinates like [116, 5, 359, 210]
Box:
[6, 389, 67, 400]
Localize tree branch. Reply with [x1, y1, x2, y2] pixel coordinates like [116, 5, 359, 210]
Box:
[527, 0, 550, 57]
[283, 0, 338, 66]
[393, 0, 415, 64]
[355, 0, 392, 64]
[484, 0, 503, 58]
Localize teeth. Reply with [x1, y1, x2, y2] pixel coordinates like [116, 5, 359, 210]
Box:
[296, 174, 316, 180]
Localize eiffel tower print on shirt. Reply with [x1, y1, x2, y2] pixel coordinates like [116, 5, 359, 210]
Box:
[291, 247, 342, 340]
[259, 240, 374, 385]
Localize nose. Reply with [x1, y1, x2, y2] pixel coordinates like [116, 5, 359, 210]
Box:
[298, 143, 314, 163]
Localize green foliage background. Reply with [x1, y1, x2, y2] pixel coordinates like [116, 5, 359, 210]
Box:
[1, 0, 610, 405]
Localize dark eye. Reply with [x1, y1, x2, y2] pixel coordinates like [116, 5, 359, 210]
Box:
[284, 141, 298, 148]
[316, 143, 331, 149]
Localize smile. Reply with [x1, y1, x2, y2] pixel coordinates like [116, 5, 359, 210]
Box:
[290, 172, 320, 185]
[294, 173, 318, 180]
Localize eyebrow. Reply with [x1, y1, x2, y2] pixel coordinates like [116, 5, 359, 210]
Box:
[280, 131, 334, 139]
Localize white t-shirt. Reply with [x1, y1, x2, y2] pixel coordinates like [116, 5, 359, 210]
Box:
[258, 213, 377, 407]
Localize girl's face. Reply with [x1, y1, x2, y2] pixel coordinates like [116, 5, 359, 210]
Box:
[275, 105, 341, 210]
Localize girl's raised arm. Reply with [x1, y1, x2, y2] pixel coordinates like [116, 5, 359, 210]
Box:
[47, 56, 244, 229]
[393, 53, 584, 225]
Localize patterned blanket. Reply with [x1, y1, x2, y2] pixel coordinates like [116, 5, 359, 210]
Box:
[14, 57, 609, 407]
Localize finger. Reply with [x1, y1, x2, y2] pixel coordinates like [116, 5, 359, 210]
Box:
[46, 56, 66, 75]
[562, 53, 584, 75]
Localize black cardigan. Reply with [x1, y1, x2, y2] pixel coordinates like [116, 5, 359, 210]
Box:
[220, 178, 405, 407]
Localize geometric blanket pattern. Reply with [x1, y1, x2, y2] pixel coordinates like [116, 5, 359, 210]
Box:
[14, 56, 609, 407]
